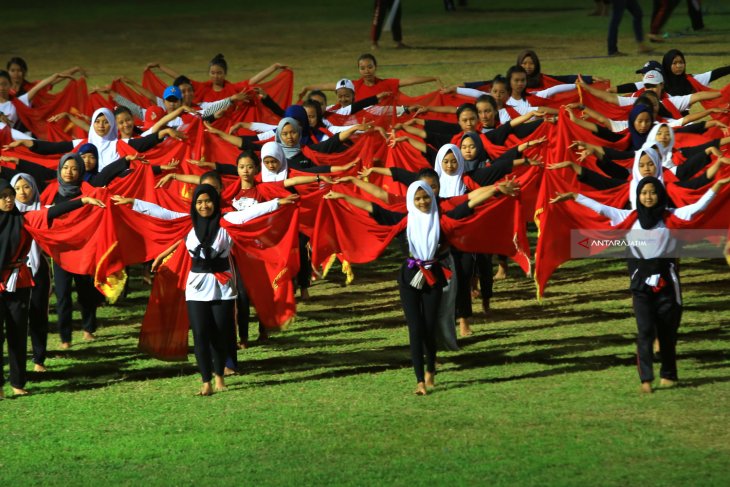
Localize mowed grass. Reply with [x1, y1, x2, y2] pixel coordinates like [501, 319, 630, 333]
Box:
[2, 1, 730, 486]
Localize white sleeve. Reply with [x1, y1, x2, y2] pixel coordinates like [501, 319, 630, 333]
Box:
[609, 119, 628, 133]
[113, 94, 144, 120]
[332, 105, 353, 116]
[249, 122, 277, 133]
[16, 93, 31, 108]
[3, 125, 34, 140]
[671, 189, 716, 221]
[200, 98, 232, 118]
[256, 130, 276, 141]
[668, 95, 692, 113]
[534, 84, 576, 98]
[617, 96, 636, 107]
[156, 97, 165, 109]
[132, 199, 188, 220]
[223, 199, 279, 224]
[667, 118, 683, 128]
[691, 71, 712, 87]
[575, 194, 632, 226]
[498, 109, 512, 124]
[456, 87, 488, 99]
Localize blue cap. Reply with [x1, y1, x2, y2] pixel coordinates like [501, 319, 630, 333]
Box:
[162, 85, 182, 100]
[635, 60, 662, 74]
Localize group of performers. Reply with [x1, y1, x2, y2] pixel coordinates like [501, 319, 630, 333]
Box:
[1, 49, 729, 397]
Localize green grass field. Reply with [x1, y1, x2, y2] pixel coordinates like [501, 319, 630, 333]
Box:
[2, 1, 730, 485]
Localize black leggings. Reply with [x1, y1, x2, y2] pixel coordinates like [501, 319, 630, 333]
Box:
[0, 287, 31, 389]
[297, 233, 311, 290]
[474, 253, 494, 303]
[452, 249, 473, 320]
[633, 285, 681, 382]
[399, 281, 442, 383]
[187, 299, 234, 383]
[53, 262, 102, 343]
[29, 257, 51, 365]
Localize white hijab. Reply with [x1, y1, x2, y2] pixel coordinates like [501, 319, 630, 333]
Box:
[406, 181, 440, 263]
[646, 123, 676, 170]
[434, 144, 467, 198]
[87, 107, 120, 171]
[260, 141, 288, 182]
[9, 173, 42, 276]
[629, 145, 664, 209]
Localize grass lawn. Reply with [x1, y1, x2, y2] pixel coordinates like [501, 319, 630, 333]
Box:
[2, 1, 730, 485]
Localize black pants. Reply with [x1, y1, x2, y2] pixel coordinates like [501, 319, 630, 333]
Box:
[371, 0, 402, 43]
[474, 253, 494, 304]
[53, 262, 102, 343]
[187, 299, 234, 383]
[650, 0, 680, 35]
[687, 0, 703, 30]
[633, 285, 681, 382]
[297, 233, 311, 290]
[1, 287, 31, 389]
[29, 257, 51, 365]
[399, 281, 441, 383]
[452, 249, 473, 320]
[608, 0, 644, 54]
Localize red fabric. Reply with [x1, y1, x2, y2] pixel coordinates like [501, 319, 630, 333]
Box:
[353, 77, 400, 102]
[12, 79, 90, 141]
[136, 204, 300, 360]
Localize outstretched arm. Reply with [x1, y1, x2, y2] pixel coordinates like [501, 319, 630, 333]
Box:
[323, 190, 374, 213]
[248, 63, 288, 85]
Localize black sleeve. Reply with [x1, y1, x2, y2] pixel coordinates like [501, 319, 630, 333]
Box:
[615, 82, 640, 94]
[577, 166, 627, 190]
[675, 173, 712, 190]
[425, 145, 439, 165]
[511, 119, 543, 139]
[348, 96, 379, 115]
[596, 154, 630, 180]
[308, 134, 347, 154]
[425, 131, 453, 154]
[16, 159, 56, 184]
[490, 146, 521, 165]
[595, 125, 626, 143]
[151, 165, 162, 176]
[468, 159, 514, 186]
[549, 74, 589, 84]
[47, 198, 84, 225]
[444, 200, 473, 220]
[674, 152, 712, 181]
[261, 95, 286, 118]
[128, 132, 163, 153]
[679, 139, 717, 159]
[674, 122, 707, 135]
[287, 157, 331, 174]
[30, 139, 74, 155]
[370, 203, 406, 226]
[464, 80, 489, 89]
[237, 135, 260, 151]
[215, 162, 238, 176]
[483, 123, 513, 146]
[604, 146, 634, 161]
[390, 167, 418, 186]
[708, 66, 730, 82]
[424, 120, 460, 137]
[88, 157, 131, 187]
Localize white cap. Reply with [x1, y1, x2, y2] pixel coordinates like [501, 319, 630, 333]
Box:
[336, 78, 355, 92]
[642, 70, 664, 85]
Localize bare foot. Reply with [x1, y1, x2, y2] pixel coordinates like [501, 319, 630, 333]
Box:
[33, 363, 47, 372]
[223, 367, 237, 377]
[653, 338, 660, 354]
[482, 299, 490, 315]
[660, 378, 677, 388]
[494, 262, 508, 280]
[425, 372, 435, 388]
[12, 387, 29, 396]
[83, 331, 96, 341]
[414, 382, 427, 395]
[59, 342, 71, 350]
[197, 382, 213, 396]
[640, 381, 653, 394]
[458, 318, 472, 337]
[300, 287, 310, 301]
[214, 375, 227, 392]
[238, 341, 249, 350]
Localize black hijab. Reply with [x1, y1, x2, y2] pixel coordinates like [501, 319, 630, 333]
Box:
[57, 153, 85, 198]
[460, 131, 488, 171]
[662, 49, 694, 96]
[0, 179, 23, 269]
[636, 176, 668, 229]
[191, 184, 221, 260]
